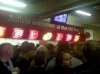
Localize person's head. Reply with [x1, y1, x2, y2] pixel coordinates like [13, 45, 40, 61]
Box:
[21, 44, 35, 58]
[56, 51, 72, 68]
[53, 45, 58, 53]
[34, 45, 47, 67]
[73, 43, 83, 58]
[29, 42, 35, 50]
[35, 44, 40, 50]
[57, 41, 69, 54]
[82, 40, 100, 62]
[21, 41, 29, 46]
[46, 43, 54, 55]
[0, 43, 14, 59]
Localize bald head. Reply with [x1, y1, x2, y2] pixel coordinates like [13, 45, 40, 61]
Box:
[36, 45, 48, 54]
[0, 43, 14, 58]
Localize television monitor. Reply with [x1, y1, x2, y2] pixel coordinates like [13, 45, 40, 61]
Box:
[12, 28, 24, 39]
[28, 30, 39, 40]
[51, 14, 68, 25]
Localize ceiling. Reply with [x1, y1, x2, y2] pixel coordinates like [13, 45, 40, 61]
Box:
[1, 0, 100, 29]
[18, 0, 45, 4]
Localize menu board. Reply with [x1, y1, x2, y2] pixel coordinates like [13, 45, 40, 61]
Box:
[74, 35, 80, 42]
[12, 28, 24, 39]
[55, 33, 64, 41]
[28, 30, 39, 40]
[42, 32, 53, 41]
[66, 34, 72, 42]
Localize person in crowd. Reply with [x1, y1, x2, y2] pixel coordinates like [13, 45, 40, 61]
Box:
[69, 43, 75, 56]
[74, 40, 100, 74]
[29, 42, 35, 49]
[15, 44, 35, 74]
[51, 51, 75, 74]
[50, 45, 58, 60]
[11, 45, 21, 67]
[0, 43, 15, 74]
[46, 41, 83, 72]
[25, 45, 48, 74]
[73, 42, 83, 62]
[46, 43, 54, 55]
[35, 44, 40, 50]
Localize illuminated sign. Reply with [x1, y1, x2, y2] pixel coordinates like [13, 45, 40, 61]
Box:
[12, 28, 24, 39]
[56, 33, 64, 41]
[43, 32, 52, 41]
[74, 35, 80, 42]
[0, 26, 6, 38]
[66, 34, 72, 42]
[28, 30, 39, 40]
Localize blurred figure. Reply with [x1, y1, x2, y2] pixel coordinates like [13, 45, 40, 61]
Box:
[21, 41, 29, 46]
[74, 40, 100, 74]
[25, 45, 48, 74]
[69, 43, 75, 56]
[50, 45, 58, 60]
[11, 45, 21, 67]
[51, 51, 74, 74]
[46, 41, 83, 72]
[0, 43, 14, 74]
[15, 44, 35, 74]
[35, 44, 40, 50]
[73, 43, 83, 61]
[46, 43, 54, 55]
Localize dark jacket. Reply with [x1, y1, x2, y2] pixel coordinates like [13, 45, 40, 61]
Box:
[15, 56, 33, 74]
[74, 60, 100, 74]
[0, 60, 11, 74]
[25, 67, 47, 74]
[50, 65, 75, 74]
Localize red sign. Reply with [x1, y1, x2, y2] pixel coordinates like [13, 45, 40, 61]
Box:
[66, 34, 72, 42]
[0, 11, 84, 34]
[0, 26, 6, 38]
[74, 35, 80, 42]
[55, 33, 64, 41]
[12, 28, 24, 39]
[28, 30, 39, 40]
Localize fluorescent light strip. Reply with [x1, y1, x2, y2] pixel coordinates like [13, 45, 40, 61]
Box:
[0, 6, 19, 12]
[0, 0, 26, 7]
[75, 10, 91, 16]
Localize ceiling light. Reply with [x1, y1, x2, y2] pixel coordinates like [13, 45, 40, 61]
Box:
[75, 10, 91, 16]
[0, 0, 26, 7]
[0, 6, 19, 12]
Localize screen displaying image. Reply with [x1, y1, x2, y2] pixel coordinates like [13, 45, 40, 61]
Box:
[54, 14, 67, 23]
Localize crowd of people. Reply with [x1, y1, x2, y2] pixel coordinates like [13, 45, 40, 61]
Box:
[0, 40, 100, 74]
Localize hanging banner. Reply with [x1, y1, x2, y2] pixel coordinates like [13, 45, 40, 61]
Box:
[0, 11, 84, 34]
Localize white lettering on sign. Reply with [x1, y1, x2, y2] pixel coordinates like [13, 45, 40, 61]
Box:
[61, 26, 73, 31]
[8, 15, 80, 32]
[9, 15, 30, 24]
[32, 21, 55, 28]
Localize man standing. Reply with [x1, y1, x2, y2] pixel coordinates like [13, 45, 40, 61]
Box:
[0, 43, 14, 74]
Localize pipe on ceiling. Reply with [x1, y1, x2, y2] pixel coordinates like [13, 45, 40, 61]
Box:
[40, 0, 100, 19]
